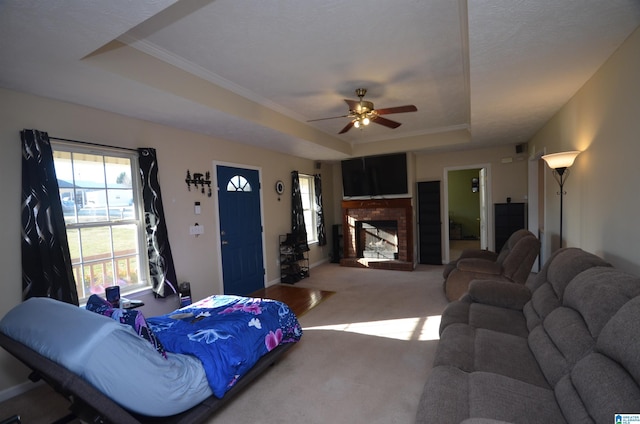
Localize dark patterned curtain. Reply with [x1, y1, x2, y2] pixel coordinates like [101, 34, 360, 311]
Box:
[138, 148, 178, 298]
[21, 129, 79, 305]
[314, 174, 327, 246]
[291, 171, 309, 252]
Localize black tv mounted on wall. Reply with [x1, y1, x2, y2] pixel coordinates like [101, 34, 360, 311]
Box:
[341, 153, 408, 197]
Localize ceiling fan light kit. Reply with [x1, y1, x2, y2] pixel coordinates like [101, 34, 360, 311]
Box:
[308, 88, 418, 134]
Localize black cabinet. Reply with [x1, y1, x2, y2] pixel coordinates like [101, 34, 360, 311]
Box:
[418, 181, 442, 265]
[494, 203, 526, 252]
[279, 234, 309, 284]
[331, 224, 343, 263]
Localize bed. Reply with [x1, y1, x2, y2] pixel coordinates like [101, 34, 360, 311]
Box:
[0, 294, 302, 423]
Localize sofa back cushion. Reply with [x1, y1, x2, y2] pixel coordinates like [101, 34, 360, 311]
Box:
[556, 295, 640, 423]
[499, 234, 541, 284]
[523, 248, 611, 330]
[528, 267, 640, 387]
[495, 229, 535, 263]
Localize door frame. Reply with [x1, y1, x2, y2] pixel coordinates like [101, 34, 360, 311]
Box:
[443, 163, 492, 264]
[527, 149, 547, 271]
[212, 160, 267, 294]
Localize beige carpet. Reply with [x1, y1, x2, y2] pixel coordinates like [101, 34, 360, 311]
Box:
[212, 262, 448, 423]
[0, 262, 448, 424]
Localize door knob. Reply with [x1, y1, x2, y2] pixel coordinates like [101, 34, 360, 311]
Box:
[221, 240, 229, 245]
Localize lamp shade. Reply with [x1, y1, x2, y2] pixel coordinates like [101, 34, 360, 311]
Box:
[541, 151, 581, 169]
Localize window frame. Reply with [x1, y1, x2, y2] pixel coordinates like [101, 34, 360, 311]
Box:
[298, 173, 318, 244]
[52, 142, 150, 302]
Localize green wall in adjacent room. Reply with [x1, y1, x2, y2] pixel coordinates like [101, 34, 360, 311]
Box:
[448, 168, 480, 239]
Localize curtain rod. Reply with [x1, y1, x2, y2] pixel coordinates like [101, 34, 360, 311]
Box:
[49, 136, 139, 153]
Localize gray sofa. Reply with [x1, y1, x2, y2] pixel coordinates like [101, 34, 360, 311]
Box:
[417, 247, 640, 423]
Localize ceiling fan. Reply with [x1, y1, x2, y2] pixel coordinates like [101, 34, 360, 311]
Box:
[308, 88, 418, 134]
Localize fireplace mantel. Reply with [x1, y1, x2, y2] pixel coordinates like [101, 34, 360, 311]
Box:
[341, 198, 413, 271]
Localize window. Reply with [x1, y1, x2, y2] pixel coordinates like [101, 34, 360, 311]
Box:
[226, 175, 252, 192]
[53, 143, 148, 302]
[298, 174, 317, 243]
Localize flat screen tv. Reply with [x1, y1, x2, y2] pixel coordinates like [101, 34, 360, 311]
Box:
[341, 153, 408, 197]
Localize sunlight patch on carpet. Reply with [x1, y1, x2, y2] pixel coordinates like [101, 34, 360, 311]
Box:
[304, 315, 441, 341]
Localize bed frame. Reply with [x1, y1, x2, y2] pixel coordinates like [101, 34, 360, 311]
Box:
[0, 331, 294, 424]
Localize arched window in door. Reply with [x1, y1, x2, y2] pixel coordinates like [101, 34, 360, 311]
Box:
[226, 175, 252, 192]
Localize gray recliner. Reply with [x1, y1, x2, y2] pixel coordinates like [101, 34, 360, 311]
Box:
[443, 229, 540, 301]
[443, 229, 533, 280]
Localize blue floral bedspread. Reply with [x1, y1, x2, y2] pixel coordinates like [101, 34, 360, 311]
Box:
[147, 295, 302, 398]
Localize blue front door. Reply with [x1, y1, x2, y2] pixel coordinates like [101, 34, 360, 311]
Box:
[216, 165, 265, 295]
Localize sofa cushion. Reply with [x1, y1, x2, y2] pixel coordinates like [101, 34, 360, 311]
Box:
[528, 307, 594, 387]
[555, 296, 640, 424]
[555, 294, 640, 423]
[468, 279, 532, 310]
[439, 300, 529, 338]
[564, 267, 640, 337]
[443, 249, 499, 279]
[529, 267, 640, 387]
[434, 324, 549, 388]
[524, 248, 611, 331]
[567, 294, 640, 421]
[416, 366, 565, 424]
[597, 295, 640, 382]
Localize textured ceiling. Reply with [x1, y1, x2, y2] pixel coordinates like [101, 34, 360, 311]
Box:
[1, 0, 639, 160]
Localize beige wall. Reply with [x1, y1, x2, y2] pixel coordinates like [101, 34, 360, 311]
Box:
[416, 144, 529, 254]
[416, 145, 529, 205]
[0, 88, 334, 393]
[530, 26, 640, 274]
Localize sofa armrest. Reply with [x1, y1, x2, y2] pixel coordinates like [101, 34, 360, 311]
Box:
[468, 279, 532, 310]
[456, 258, 502, 275]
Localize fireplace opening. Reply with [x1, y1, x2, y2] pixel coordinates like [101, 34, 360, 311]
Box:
[356, 220, 399, 260]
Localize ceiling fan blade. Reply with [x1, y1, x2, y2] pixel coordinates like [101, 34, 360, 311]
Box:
[338, 121, 355, 134]
[375, 105, 418, 115]
[372, 116, 402, 129]
[307, 114, 350, 122]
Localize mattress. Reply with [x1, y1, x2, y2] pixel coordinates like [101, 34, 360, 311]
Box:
[0, 297, 212, 417]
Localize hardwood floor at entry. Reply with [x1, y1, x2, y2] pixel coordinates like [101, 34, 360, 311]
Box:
[250, 284, 335, 317]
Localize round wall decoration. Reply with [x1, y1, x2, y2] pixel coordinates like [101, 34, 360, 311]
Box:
[275, 180, 285, 195]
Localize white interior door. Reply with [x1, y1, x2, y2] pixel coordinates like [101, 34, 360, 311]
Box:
[479, 168, 488, 250]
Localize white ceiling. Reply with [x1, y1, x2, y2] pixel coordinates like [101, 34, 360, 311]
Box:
[1, 0, 639, 160]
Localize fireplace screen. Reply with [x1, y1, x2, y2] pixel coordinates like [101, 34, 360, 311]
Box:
[356, 220, 399, 260]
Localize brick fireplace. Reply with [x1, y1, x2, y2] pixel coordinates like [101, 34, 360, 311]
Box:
[340, 198, 414, 271]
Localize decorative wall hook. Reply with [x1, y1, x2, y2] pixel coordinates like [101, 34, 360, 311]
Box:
[186, 170, 212, 196]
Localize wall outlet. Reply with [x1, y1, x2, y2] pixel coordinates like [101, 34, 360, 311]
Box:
[189, 225, 204, 235]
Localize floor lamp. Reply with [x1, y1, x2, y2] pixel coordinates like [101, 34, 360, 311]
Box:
[541, 151, 581, 248]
